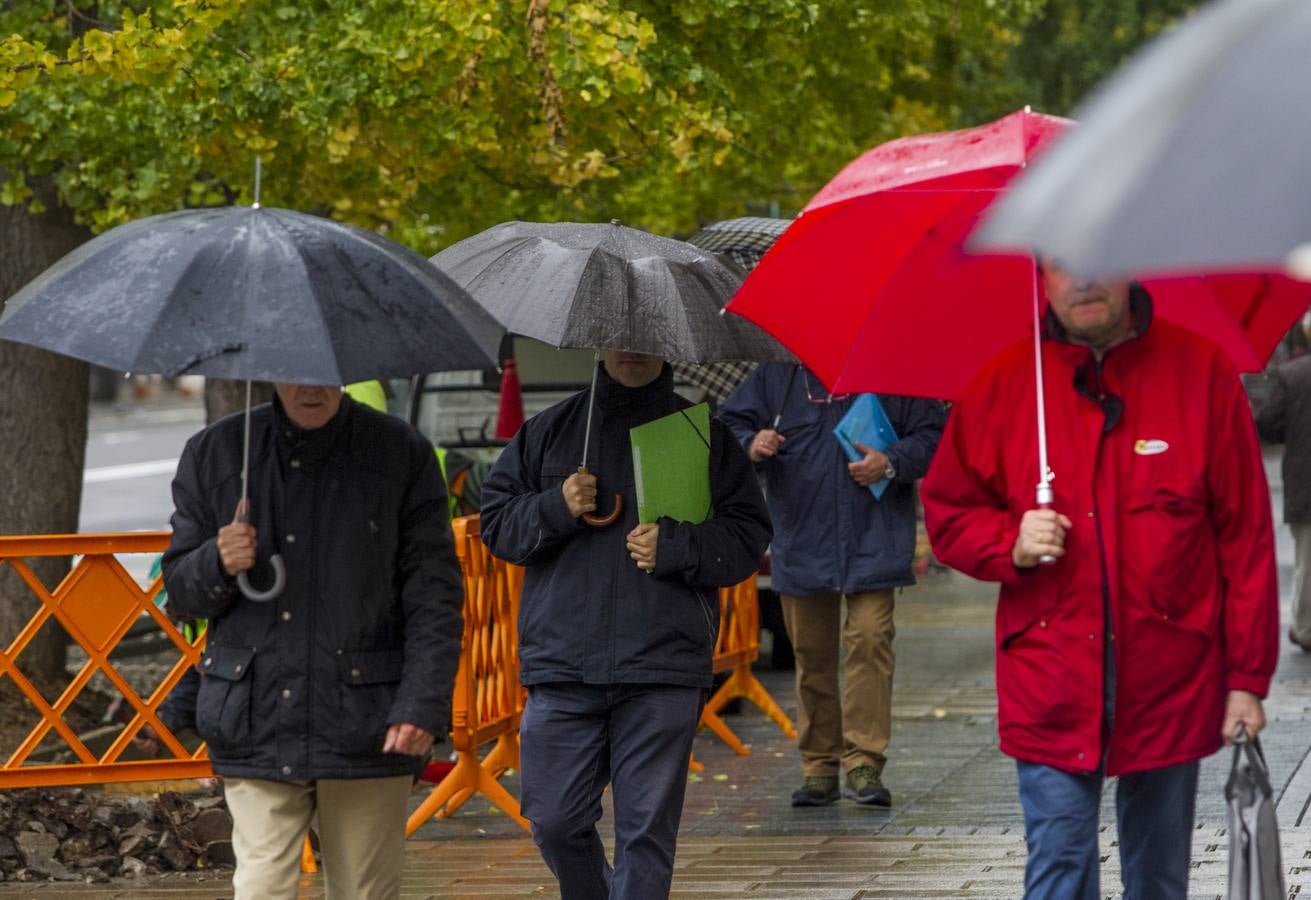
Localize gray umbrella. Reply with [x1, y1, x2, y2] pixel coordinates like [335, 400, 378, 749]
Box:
[433, 219, 793, 527]
[1, 204, 501, 598]
[431, 220, 793, 365]
[972, 0, 1311, 278]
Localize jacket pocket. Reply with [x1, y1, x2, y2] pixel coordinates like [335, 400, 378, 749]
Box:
[1123, 479, 1216, 617]
[196, 645, 256, 757]
[332, 648, 404, 756]
[997, 581, 1062, 651]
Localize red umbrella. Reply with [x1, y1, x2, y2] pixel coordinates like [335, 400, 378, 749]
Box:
[726, 108, 1311, 401]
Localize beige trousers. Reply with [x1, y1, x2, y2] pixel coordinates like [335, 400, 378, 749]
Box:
[781, 590, 896, 777]
[1293, 522, 1311, 644]
[225, 775, 412, 900]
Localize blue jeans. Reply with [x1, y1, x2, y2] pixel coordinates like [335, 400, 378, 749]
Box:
[1017, 759, 1198, 900]
[519, 683, 705, 900]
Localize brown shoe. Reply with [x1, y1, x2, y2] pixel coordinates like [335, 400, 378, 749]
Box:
[1289, 627, 1311, 652]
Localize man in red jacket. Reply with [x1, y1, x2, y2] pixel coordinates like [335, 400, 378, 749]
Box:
[922, 262, 1279, 900]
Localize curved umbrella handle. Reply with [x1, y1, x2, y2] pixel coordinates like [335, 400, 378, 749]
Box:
[582, 495, 624, 528]
[237, 553, 286, 602]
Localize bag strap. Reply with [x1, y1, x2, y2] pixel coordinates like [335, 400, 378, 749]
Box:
[1231, 723, 1274, 795]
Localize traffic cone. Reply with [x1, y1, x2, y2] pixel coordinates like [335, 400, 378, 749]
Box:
[495, 358, 525, 439]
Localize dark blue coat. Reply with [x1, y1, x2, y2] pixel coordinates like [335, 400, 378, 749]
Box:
[719, 363, 945, 596]
[480, 364, 771, 689]
[163, 396, 463, 781]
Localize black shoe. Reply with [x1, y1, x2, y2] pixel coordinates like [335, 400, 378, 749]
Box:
[1290, 627, 1311, 652]
[790, 774, 839, 807]
[842, 765, 892, 807]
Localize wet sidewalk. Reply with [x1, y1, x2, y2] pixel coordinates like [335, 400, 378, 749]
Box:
[10, 557, 1311, 899]
[6, 451, 1311, 898]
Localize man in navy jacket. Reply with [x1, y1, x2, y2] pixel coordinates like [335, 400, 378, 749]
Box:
[720, 363, 944, 807]
[481, 351, 770, 899]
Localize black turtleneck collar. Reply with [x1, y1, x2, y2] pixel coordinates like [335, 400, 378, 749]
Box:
[273, 392, 351, 464]
[1043, 282, 1154, 346]
[593, 361, 675, 411]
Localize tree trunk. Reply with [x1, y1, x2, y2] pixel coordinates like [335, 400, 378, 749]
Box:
[204, 379, 274, 426]
[0, 194, 93, 687]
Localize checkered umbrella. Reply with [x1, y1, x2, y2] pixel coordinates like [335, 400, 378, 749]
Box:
[675, 217, 794, 404]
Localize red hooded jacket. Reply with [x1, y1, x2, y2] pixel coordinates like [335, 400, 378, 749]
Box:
[922, 300, 1278, 776]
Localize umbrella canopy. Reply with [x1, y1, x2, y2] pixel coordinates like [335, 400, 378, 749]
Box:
[688, 216, 792, 271]
[971, 0, 1311, 280]
[0, 206, 503, 383]
[675, 216, 795, 403]
[726, 109, 1311, 400]
[430, 220, 793, 364]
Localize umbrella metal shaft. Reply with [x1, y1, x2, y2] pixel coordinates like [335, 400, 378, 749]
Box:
[580, 351, 601, 470]
[241, 379, 253, 517]
[1031, 264, 1056, 565]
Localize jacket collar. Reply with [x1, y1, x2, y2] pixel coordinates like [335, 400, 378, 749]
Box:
[273, 392, 351, 465]
[593, 361, 675, 412]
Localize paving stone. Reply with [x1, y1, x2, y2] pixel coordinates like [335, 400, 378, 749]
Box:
[8, 456, 1311, 898]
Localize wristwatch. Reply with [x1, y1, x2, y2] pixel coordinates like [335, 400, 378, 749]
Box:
[883, 461, 896, 481]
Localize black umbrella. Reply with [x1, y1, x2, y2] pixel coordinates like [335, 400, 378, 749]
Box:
[433, 219, 793, 526]
[1, 206, 503, 383]
[2, 203, 501, 598]
[972, 0, 1311, 279]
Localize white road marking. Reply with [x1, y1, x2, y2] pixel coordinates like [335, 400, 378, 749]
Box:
[83, 459, 179, 483]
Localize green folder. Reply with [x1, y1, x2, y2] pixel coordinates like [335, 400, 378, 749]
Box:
[630, 403, 713, 524]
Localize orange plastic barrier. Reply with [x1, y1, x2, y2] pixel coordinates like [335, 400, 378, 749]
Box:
[0, 532, 212, 786]
[406, 515, 529, 835]
[700, 578, 797, 755]
[0, 533, 322, 872]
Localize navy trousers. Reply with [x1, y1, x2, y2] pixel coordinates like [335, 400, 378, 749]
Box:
[1017, 759, 1199, 900]
[519, 683, 705, 900]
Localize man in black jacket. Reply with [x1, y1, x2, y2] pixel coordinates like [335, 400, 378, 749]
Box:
[481, 351, 771, 899]
[164, 384, 463, 900]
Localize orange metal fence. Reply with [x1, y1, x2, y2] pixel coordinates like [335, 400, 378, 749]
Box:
[405, 515, 529, 835]
[1, 525, 791, 845]
[700, 578, 797, 755]
[0, 532, 211, 787]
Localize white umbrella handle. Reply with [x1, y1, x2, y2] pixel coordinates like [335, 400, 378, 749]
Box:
[1031, 262, 1058, 567]
[236, 378, 288, 601]
[238, 554, 286, 602]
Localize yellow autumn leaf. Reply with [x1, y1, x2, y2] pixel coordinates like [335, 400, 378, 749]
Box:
[82, 30, 113, 63]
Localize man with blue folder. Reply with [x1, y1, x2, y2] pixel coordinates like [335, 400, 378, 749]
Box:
[481, 351, 771, 899]
[721, 363, 945, 807]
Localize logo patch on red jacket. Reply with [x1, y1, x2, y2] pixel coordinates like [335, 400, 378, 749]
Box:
[1134, 439, 1170, 456]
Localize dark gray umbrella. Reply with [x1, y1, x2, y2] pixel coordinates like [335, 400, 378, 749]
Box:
[433, 219, 792, 527]
[1, 205, 503, 383]
[972, 0, 1311, 279]
[431, 220, 793, 365]
[1, 204, 501, 598]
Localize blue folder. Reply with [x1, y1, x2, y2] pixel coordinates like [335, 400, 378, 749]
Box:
[833, 394, 898, 500]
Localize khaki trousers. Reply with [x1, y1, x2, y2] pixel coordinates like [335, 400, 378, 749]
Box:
[1293, 523, 1311, 645]
[225, 775, 411, 900]
[781, 590, 895, 777]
